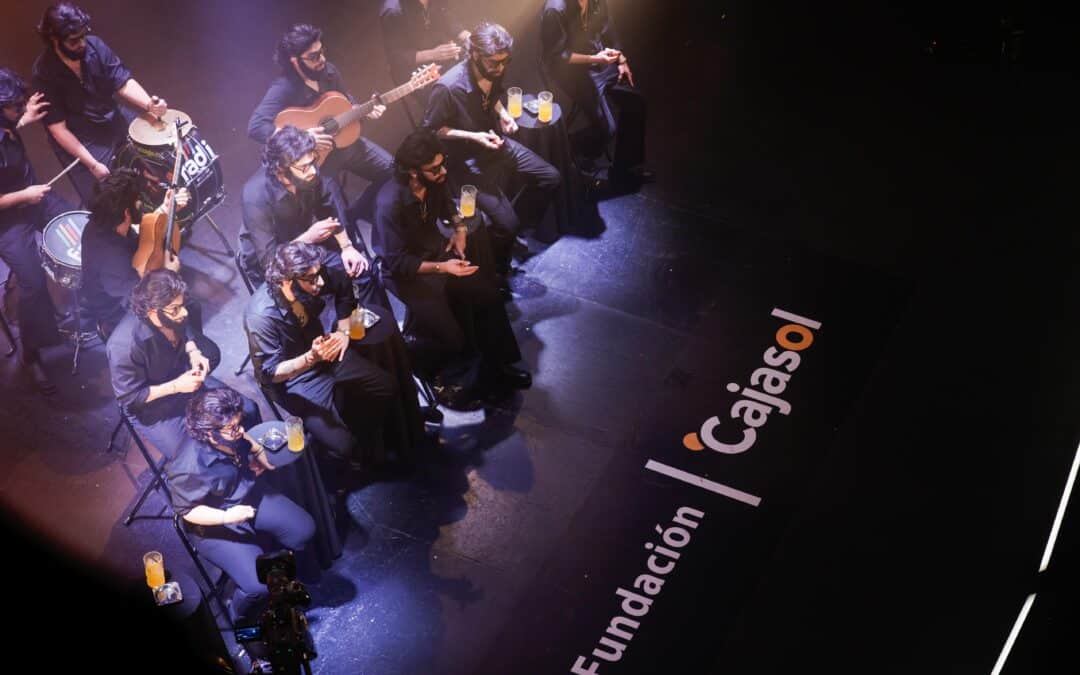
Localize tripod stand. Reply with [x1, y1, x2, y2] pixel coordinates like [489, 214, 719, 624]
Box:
[56, 284, 99, 375]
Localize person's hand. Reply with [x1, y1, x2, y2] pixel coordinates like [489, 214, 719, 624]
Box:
[618, 60, 635, 87]
[595, 48, 622, 65]
[446, 228, 467, 258]
[442, 258, 478, 276]
[499, 115, 518, 135]
[366, 98, 386, 120]
[21, 184, 51, 205]
[250, 444, 276, 473]
[163, 249, 182, 272]
[308, 126, 335, 153]
[313, 332, 348, 362]
[431, 42, 462, 61]
[248, 453, 268, 476]
[90, 161, 110, 179]
[341, 246, 369, 278]
[473, 129, 503, 150]
[188, 348, 210, 374]
[159, 187, 190, 213]
[171, 368, 206, 394]
[223, 504, 256, 524]
[19, 92, 50, 126]
[304, 217, 339, 243]
[148, 95, 168, 117]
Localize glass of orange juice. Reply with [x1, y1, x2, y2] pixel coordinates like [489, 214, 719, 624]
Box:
[349, 307, 366, 340]
[143, 551, 165, 588]
[459, 185, 477, 217]
[537, 91, 553, 123]
[286, 416, 305, 452]
[507, 87, 522, 118]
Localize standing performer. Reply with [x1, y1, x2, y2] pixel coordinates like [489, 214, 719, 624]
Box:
[0, 67, 73, 394]
[31, 3, 170, 205]
[380, 0, 470, 84]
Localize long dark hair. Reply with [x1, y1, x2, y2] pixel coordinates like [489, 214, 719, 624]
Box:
[0, 68, 28, 108]
[36, 2, 90, 44]
[274, 23, 321, 73]
[265, 241, 325, 288]
[129, 269, 187, 319]
[262, 125, 316, 182]
[185, 387, 245, 444]
[467, 21, 513, 57]
[86, 168, 141, 232]
[393, 128, 446, 185]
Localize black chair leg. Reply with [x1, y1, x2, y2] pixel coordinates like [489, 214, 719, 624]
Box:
[0, 308, 15, 357]
[121, 414, 170, 526]
[173, 513, 235, 630]
[105, 417, 125, 454]
[233, 353, 251, 376]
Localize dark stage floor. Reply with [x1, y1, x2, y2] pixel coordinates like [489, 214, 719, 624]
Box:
[2, 1, 1078, 674]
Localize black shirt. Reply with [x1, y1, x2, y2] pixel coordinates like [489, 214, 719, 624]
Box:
[0, 127, 37, 227]
[422, 59, 505, 163]
[239, 168, 350, 277]
[247, 64, 353, 145]
[31, 35, 133, 144]
[106, 310, 221, 422]
[243, 269, 357, 389]
[540, 0, 622, 76]
[80, 222, 139, 323]
[165, 434, 258, 535]
[372, 179, 455, 281]
[380, 0, 465, 82]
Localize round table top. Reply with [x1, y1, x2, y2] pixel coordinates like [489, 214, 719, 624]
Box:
[248, 420, 304, 469]
[349, 303, 396, 346]
[515, 93, 563, 129]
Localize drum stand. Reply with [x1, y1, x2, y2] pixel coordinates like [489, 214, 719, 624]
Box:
[195, 213, 235, 258]
[56, 286, 98, 375]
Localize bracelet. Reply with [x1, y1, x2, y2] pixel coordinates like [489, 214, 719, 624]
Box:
[434, 263, 442, 273]
[341, 242, 355, 250]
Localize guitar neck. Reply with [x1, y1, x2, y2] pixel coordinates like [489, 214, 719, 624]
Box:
[339, 79, 426, 126]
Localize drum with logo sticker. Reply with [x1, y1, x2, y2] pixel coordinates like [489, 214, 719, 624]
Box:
[111, 109, 226, 230]
[40, 210, 90, 289]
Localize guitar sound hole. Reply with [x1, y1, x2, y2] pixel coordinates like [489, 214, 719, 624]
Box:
[321, 118, 339, 135]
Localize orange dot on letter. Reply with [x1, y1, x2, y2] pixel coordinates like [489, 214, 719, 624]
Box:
[776, 323, 814, 351]
[683, 433, 705, 451]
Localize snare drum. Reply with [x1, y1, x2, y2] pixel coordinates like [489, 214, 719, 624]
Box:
[111, 109, 226, 227]
[41, 210, 90, 289]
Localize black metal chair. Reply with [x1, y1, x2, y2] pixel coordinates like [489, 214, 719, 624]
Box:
[233, 248, 258, 375]
[0, 308, 15, 357]
[105, 405, 172, 527]
[173, 513, 236, 630]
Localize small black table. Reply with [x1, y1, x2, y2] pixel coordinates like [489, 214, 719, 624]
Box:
[249, 421, 342, 569]
[512, 93, 587, 243]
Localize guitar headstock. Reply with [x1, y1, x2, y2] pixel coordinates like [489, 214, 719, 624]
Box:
[410, 63, 442, 88]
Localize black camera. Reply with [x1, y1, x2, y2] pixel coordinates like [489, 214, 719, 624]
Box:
[234, 550, 316, 675]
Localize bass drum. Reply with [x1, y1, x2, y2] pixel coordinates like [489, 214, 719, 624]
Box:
[111, 110, 226, 232]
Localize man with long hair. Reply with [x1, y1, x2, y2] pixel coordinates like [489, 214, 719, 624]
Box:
[31, 2, 170, 205]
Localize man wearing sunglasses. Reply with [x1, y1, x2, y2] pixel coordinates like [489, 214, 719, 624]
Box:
[31, 3, 169, 205]
[0, 67, 75, 395]
[106, 269, 261, 460]
[423, 21, 561, 279]
[373, 129, 530, 410]
[248, 23, 393, 221]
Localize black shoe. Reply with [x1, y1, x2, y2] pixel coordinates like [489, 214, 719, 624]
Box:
[498, 365, 532, 390]
[420, 405, 444, 423]
[432, 383, 484, 411]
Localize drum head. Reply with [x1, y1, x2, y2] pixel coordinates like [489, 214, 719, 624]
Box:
[41, 211, 90, 289]
[128, 109, 194, 147]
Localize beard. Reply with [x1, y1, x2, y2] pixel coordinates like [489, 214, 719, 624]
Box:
[297, 59, 325, 82]
[210, 431, 246, 453]
[292, 282, 322, 305]
[417, 170, 445, 190]
[58, 41, 86, 61]
[472, 57, 504, 85]
[159, 312, 187, 335]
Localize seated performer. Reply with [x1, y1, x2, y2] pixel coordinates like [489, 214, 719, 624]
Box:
[248, 22, 391, 221]
[107, 269, 260, 459]
[423, 21, 560, 277]
[239, 125, 386, 306]
[540, 0, 649, 184]
[165, 386, 314, 624]
[374, 129, 530, 409]
[380, 0, 470, 84]
[31, 2, 169, 205]
[80, 168, 187, 337]
[0, 67, 74, 394]
[244, 242, 402, 473]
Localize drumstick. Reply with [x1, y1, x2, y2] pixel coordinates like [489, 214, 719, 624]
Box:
[46, 158, 81, 188]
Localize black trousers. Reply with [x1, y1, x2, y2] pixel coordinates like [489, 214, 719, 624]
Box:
[384, 225, 521, 390]
[278, 349, 398, 466]
[454, 138, 561, 274]
[0, 192, 72, 356]
[190, 489, 315, 623]
[323, 137, 394, 229]
[49, 111, 134, 207]
[555, 63, 647, 173]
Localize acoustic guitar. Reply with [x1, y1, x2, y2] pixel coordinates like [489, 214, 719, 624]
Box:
[274, 63, 441, 166]
[131, 118, 185, 277]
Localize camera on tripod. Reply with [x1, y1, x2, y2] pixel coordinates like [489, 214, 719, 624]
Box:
[234, 550, 316, 675]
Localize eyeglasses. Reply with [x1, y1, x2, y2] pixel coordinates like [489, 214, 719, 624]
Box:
[219, 419, 244, 439]
[479, 54, 512, 69]
[420, 155, 449, 175]
[290, 158, 318, 174]
[296, 268, 323, 285]
[61, 29, 90, 48]
[300, 48, 326, 64]
[161, 303, 186, 319]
